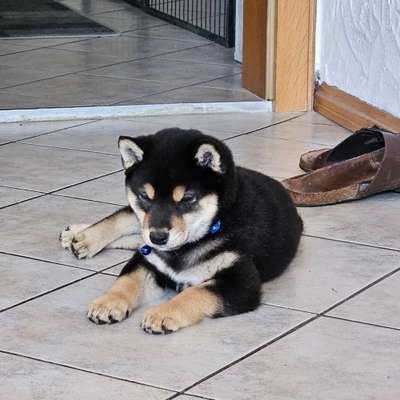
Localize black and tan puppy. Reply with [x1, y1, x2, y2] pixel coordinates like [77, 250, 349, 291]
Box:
[60, 128, 303, 334]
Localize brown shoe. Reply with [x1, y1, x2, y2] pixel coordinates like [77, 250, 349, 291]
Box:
[299, 126, 395, 172]
[283, 129, 400, 206]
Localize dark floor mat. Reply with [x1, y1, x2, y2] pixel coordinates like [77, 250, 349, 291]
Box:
[0, 0, 116, 38]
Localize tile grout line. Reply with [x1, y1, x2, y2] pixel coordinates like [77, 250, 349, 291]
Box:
[318, 266, 400, 316]
[109, 71, 247, 106]
[222, 113, 307, 141]
[0, 248, 128, 275]
[0, 349, 178, 395]
[321, 314, 400, 332]
[0, 38, 93, 58]
[166, 314, 320, 399]
[0, 43, 213, 91]
[79, 70, 240, 87]
[0, 120, 97, 147]
[0, 168, 123, 211]
[173, 265, 400, 397]
[19, 141, 121, 157]
[0, 257, 130, 314]
[302, 233, 400, 254]
[51, 192, 126, 207]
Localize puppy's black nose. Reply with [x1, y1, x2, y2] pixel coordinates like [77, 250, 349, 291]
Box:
[149, 231, 169, 245]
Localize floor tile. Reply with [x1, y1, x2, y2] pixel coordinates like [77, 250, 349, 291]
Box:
[0, 64, 53, 89]
[2, 74, 174, 107]
[0, 42, 30, 56]
[127, 85, 261, 105]
[158, 44, 238, 66]
[0, 187, 40, 208]
[328, 272, 400, 329]
[0, 120, 89, 144]
[0, 91, 53, 109]
[101, 260, 125, 275]
[0, 253, 90, 310]
[226, 135, 324, 178]
[1, 37, 86, 51]
[54, 35, 196, 62]
[0, 273, 309, 391]
[0, 47, 119, 76]
[200, 73, 245, 92]
[24, 118, 164, 154]
[126, 23, 210, 43]
[261, 236, 400, 312]
[92, 10, 166, 32]
[190, 317, 400, 400]
[54, 172, 127, 205]
[0, 143, 120, 192]
[127, 112, 300, 136]
[287, 111, 336, 126]
[0, 352, 173, 400]
[59, 0, 133, 15]
[0, 195, 130, 270]
[25, 116, 253, 154]
[81, 58, 240, 87]
[299, 192, 400, 250]
[257, 120, 351, 146]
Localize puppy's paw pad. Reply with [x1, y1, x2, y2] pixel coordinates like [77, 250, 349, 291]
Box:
[141, 307, 182, 335]
[60, 224, 90, 249]
[87, 294, 132, 325]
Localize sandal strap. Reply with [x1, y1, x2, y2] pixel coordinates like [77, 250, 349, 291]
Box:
[363, 131, 400, 195]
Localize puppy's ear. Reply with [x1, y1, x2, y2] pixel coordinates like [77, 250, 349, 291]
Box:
[118, 136, 146, 169]
[194, 143, 224, 174]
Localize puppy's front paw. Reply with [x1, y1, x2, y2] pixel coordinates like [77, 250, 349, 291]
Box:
[141, 304, 185, 335]
[60, 224, 90, 249]
[70, 231, 100, 259]
[87, 293, 132, 325]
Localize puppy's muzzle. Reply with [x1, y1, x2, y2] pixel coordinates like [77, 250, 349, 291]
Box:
[149, 230, 169, 245]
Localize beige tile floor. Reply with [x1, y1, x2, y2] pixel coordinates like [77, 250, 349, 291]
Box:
[0, 111, 399, 399]
[0, 0, 257, 109]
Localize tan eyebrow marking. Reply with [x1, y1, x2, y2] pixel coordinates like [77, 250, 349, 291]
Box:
[172, 186, 186, 202]
[144, 183, 155, 200]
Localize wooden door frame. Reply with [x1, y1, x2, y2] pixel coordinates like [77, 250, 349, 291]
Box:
[242, 0, 316, 112]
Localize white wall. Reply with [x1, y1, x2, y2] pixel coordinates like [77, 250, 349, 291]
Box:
[234, 0, 243, 62]
[316, 0, 400, 118]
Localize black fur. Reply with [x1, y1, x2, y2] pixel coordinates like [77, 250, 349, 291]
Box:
[119, 128, 303, 317]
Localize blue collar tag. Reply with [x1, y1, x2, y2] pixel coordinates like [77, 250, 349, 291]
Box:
[209, 219, 221, 235]
[139, 245, 152, 256]
[139, 219, 221, 256]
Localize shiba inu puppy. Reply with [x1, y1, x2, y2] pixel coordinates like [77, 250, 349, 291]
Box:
[60, 128, 303, 334]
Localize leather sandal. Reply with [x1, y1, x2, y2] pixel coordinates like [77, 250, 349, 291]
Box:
[283, 129, 400, 206]
[299, 127, 395, 172]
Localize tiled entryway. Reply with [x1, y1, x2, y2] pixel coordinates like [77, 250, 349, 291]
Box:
[0, 111, 399, 399]
[0, 0, 258, 109]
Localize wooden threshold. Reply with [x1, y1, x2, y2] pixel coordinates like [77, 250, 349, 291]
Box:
[315, 83, 400, 133]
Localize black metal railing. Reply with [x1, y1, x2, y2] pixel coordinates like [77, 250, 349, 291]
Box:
[126, 0, 235, 47]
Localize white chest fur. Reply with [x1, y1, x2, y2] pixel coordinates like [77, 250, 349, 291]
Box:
[146, 249, 239, 286]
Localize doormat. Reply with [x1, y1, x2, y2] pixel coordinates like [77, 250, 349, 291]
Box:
[0, 0, 116, 38]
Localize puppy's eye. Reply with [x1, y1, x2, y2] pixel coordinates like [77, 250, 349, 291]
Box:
[182, 192, 197, 204]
